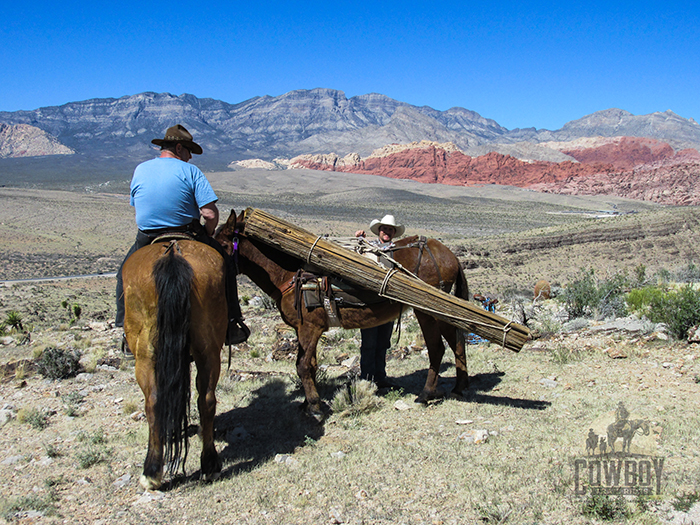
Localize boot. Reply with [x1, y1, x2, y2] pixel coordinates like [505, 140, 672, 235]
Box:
[226, 318, 250, 345]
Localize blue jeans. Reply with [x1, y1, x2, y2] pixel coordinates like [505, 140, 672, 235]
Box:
[359, 321, 394, 382]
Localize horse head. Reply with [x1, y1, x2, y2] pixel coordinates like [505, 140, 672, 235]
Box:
[215, 209, 246, 256]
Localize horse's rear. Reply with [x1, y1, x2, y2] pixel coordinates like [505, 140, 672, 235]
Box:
[122, 239, 227, 490]
[392, 236, 470, 402]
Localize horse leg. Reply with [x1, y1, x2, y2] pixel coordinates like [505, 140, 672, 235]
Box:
[439, 320, 469, 396]
[415, 311, 447, 404]
[135, 356, 164, 490]
[195, 352, 222, 481]
[295, 324, 325, 422]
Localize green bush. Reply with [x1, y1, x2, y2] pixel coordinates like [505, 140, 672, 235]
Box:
[18, 407, 51, 430]
[647, 285, 700, 339]
[36, 347, 82, 380]
[563, 269, 627, 320]
[626, 286, 666, 315]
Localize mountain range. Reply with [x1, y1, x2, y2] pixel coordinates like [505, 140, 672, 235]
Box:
[1, 88, 699, 203]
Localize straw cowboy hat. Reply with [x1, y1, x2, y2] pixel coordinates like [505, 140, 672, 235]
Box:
[151, 124, 203, 155]
[369, 214, 405, 237]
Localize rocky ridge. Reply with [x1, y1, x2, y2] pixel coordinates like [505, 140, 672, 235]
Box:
[1, 90, 700, 168]
[0, 123, 74, 158]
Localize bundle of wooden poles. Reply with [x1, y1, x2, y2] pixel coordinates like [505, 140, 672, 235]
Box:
[243, 208, 530, 352]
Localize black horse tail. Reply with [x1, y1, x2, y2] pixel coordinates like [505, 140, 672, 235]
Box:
[454, 264, 470, 302]
[152, 247, 194, 474]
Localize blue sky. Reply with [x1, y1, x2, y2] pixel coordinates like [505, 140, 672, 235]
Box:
[2, 1, 699, 130]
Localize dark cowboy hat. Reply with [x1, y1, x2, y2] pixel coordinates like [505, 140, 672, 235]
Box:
[151, 124, 203, 155]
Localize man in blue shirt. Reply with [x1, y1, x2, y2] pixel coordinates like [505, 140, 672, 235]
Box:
[115, 124, 248, 350]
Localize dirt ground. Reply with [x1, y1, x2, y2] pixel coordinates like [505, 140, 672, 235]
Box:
[1, 177, 700, 523]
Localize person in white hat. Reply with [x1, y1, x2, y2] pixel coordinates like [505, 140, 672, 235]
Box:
[354, 214, 405, 389]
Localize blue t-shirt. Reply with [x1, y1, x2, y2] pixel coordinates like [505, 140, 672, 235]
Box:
[130, 158, 218, 231]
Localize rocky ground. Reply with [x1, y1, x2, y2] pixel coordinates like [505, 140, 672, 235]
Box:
[2, 276, 700, 523]
[1, 176, 700, 523]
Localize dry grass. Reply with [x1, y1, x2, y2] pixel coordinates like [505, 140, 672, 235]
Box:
[1, 174, 700, 522]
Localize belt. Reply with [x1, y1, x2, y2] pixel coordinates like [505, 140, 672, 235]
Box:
[141, 219, 201, 236]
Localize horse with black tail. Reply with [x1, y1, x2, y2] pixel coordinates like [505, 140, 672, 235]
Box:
[122, 237, 227, 490]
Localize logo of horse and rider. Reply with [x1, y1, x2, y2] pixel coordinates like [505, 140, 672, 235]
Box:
[585, 402, 654, 456]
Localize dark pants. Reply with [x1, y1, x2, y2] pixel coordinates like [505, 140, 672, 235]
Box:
[359, 321, 394, 382]
[115, 223, 240, 328]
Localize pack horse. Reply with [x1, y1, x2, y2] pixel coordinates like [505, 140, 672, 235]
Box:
[215, 209, 471, 421]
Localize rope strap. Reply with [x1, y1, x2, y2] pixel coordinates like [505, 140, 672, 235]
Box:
[379, 269, 399, 296]
[501, 321, 513, 349]
[306, 235, 324, 264]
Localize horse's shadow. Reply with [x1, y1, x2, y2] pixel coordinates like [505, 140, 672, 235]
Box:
[161, 378, 327, 490]
[215, 379, 328, 478]
[396, 362, 551, 411]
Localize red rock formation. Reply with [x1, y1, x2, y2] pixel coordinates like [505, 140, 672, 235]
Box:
[533, 156, 700, 206]
[291, 143, 612, 186]
[561, 137, 674, 169]
[289, 138, 700, 205]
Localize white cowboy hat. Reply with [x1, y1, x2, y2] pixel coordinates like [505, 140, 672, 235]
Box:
[369, 214, 405, 237]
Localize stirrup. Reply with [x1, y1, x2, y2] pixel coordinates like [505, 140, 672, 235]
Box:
[121, 334, 135, 360]
[226, 319, 250, 345]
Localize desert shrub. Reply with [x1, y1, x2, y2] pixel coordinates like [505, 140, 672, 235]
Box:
[62, 392, 85, 417]
[5, 310, 24, 331]
[626, 286, 666, 316]
[76, 445, 106, 468]
[36, 346, 82, 379]
[673, 491, 700, 512]
[633, 264, 648, 287]
[655, 268, 672, 284]
[260, 294, 276, 310]
[675, 261, 700, 283]
[581, 494, 630, 520]
[562, 269, 628, 320]
[17, 407, 51, 430]
[0, 493, 58, 520]
[331, 379, 383, 418]
[647, 285, 700, 339]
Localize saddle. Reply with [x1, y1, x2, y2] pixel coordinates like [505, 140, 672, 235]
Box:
[289, 270, 388, 327]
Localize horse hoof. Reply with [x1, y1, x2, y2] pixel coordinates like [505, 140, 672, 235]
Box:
[203, 471, 221, 482]
[450, 387, 467, 399]
[415, 389, 446, 404]
[139, 474, 162, 491]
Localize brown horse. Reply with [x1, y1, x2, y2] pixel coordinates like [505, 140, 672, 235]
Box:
[122, 238, 227, 490]
[216, 210, 470, 420]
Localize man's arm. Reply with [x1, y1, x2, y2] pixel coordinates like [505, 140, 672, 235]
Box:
[200, 202, 220, 236]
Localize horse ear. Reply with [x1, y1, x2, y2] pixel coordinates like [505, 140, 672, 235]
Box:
[224, 210, 237, 228]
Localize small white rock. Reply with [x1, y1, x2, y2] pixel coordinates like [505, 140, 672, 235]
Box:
[393, 400, 412, 411]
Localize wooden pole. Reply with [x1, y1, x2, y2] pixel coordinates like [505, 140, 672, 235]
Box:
[243, 208, 530, 352]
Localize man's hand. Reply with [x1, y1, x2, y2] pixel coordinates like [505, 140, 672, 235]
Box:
[200, 202, 220, 236]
